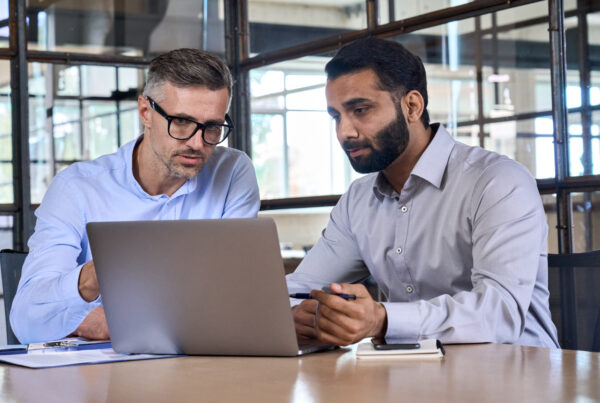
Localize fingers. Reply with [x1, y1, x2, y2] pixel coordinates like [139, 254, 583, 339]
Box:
[292, 300, 318, 339]
[73, 306, 110, 340]
[311, 283, 386, 346]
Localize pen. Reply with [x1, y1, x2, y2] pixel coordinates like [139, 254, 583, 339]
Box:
[289, 293, 357, 301]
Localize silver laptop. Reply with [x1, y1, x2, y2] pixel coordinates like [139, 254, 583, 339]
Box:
[86, 217, 333, 356]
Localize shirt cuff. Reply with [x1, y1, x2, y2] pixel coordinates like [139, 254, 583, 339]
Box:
[381, 301, 423, 342]
[59, 264, 101, 329]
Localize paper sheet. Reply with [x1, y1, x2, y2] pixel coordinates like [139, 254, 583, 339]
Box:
[0, 348, 180, 369]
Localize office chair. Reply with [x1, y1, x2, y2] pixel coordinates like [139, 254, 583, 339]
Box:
[0, 249, 27, 345]
[548, 250, 600, 352]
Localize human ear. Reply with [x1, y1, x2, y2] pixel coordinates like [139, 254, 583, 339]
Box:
[138, 95, 152, 128]
[403, 90, 425, 124]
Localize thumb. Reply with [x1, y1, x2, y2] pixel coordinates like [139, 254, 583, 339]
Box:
[329, 283, 370, 298]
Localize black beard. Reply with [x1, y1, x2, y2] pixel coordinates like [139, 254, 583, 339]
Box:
[342, 107, 410, 174]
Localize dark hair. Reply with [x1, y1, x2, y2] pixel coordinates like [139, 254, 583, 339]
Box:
[143, 48, 233, 102]
[325, 37, 429, 128]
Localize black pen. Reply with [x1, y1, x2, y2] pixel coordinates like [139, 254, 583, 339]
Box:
[289, 292, 357, 301]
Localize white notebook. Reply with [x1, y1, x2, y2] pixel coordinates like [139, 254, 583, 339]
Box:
[356, 339, 445, 360]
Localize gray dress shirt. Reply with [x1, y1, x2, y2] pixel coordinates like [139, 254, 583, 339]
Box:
[286, 124, 559, 348]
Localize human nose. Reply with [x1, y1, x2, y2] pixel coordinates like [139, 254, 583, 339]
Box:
[336, 116, 359, 143]
[184, 127, 209, 150]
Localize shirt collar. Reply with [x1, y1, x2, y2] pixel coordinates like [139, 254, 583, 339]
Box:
[372, 123, 455, 200]
[124, 134, 199, 199]
[410, 123, 454, 189]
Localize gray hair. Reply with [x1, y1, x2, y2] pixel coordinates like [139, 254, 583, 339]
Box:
[142, 48, 233, 102]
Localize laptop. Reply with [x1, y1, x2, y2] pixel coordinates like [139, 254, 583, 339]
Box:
[86, 217, 334, 356]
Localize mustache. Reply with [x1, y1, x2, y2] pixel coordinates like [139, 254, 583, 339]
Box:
[173, 149, 205, 157]
[342, 139, 372, 152]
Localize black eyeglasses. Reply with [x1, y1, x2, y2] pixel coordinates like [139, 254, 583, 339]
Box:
[146, 96, 233, 145]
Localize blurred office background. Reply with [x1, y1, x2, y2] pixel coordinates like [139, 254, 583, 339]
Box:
[0, 0, 598, 344]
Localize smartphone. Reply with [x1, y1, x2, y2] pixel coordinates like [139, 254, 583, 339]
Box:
[373, 342, 421, 350]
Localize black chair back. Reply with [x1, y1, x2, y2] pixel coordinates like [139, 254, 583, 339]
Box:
[0, 249, 27, 345]
[548, 250, 600, 352]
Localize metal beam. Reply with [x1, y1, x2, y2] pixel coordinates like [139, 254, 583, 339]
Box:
[224, 0, 251, 156]
[9, 0, 32, 251]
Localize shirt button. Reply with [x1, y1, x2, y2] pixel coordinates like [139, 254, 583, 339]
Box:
[396, 247, 402, 254]
[401, 206, 408, 213]
[406, 286, 414, 293]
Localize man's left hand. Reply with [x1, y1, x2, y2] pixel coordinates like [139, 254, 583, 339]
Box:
[311, 283, 387, 346]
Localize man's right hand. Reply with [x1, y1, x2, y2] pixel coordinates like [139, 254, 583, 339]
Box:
[71, 306, 110, 340]
[78, 260, 100, 302]
[292, 299, 319, 340]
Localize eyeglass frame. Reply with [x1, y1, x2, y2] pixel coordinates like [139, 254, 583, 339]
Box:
[145, 96, 234, 145]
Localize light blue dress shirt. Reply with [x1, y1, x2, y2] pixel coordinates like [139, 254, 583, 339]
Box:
[287, 124, 559, 348]
[11, 136, 260, 343]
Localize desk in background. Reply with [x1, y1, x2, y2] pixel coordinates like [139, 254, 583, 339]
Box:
[0, 343, 598, 402]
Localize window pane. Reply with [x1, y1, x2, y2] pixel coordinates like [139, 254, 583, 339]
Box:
[250, 56, 361, 199]
[26, 0, 225, 56]
[542, 194, 559, 254]
[572, 192, 600, 253]
[380, 0, 475, 24]
[568, 111, 600, 177]
[0, 215, 12, 250]
[0, 1, 8, 49]
[0, 61, 10, 203]
[248, 0, 366, 54]
[28, 63, 144, 202]
[252, 114, 285, 199]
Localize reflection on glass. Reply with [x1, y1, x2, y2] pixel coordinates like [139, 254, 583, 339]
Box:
[25, 0, 225, 57]
[0, 163, 12, 204]
[248, 0, 366, 54]
[571, 192, 600, 253]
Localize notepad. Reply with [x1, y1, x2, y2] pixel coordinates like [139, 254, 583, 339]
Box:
[356, 339, 445, 360]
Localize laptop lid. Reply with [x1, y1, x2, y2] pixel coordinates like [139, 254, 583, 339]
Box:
[87, 217, 303, 356]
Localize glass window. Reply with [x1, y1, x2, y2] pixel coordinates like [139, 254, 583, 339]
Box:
[250, 56, 361, 199]
[0, 0, 8, 49]
[248, 0, 367, 55]
[0, 61, 10, 204]
[542, 194, 559, 254]
[27, 63, 144, 202]
[380, 0, 476, 25]
[0, 215, 12, 250]
[571, 192, 600, 253]
[568, 111, 600, 177]
[25, 0, 225, 56]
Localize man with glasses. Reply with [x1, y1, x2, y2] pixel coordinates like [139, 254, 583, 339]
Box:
[287, 38, 559, 348]
[12, 48, 260, 343]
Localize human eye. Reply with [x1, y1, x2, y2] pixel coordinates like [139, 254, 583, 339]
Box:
[354, 106, 369, 116]
[172, 117, 189, 126]
[204, 124, 222, 135]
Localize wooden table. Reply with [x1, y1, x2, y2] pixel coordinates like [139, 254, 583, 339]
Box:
[0, 343, 598, 402]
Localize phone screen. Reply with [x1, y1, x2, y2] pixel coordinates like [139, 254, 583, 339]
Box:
[373, 342, 421, 350]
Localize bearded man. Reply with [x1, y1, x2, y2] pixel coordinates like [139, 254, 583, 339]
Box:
[287, 37, 559, 349]
[12, 48, 260, 343]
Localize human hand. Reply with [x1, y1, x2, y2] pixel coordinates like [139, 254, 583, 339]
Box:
[71, 306, 110, 340]
[292, 299, 319, 340]
[78, 260, 100, 302]
[311, 283, 387, 346]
